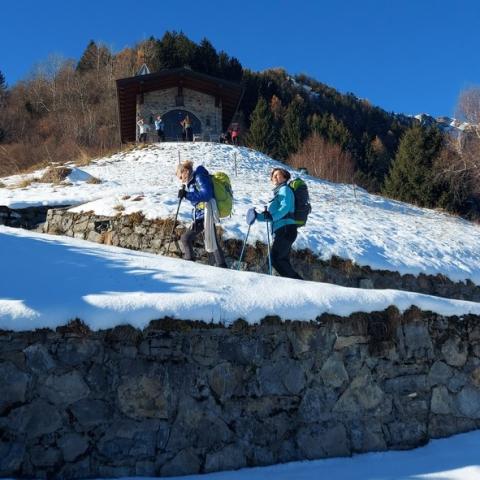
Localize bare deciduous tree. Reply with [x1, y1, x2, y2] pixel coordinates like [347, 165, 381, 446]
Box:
[456, 86, 480, 139]
[287, 133, 355, 184]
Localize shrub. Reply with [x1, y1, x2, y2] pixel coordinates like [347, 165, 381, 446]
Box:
[38, 166, 72, 184]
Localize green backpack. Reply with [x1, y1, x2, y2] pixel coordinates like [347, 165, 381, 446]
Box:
[289, 177, 311, 226]
[211, 172, 233, 218]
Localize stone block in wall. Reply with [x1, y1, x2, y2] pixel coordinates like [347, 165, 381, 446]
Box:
[298, 387, 338, 423]
[30, 445, 62, 468]
[6, 399, 63, 439]
[257, 359, 306, 396]
[296, 423, 350, 459]
[86, 230, 104, 243]
[428, 414, 478, 439]
[57, 433, 89, 462]
[69, 398, 112, 428]
[24, 344, 56, 373]
[447, 371, 469, 393]
[333, 370, 385, 414]
[56, 338, 103, 366]
[160, 448, 202, 477]
[400, 321, 434, 360]
[117, 375, 170, 420]
[349, 419, 387, 453]
[428, 360, 453, 387]
[0, 362, 30, 415]
[320, 353, 349, 389]
[441, 335, 468, 367]
[456, 386, 480, 418]
[40, 371, 90, 405]
[383, 375, 428, 396]
[431, 385, 455, 415]
[208, 362, 244, 401]
[204, 444, 247, 473]
[0, 442, 25, 476]
[386, 420, 427, 448]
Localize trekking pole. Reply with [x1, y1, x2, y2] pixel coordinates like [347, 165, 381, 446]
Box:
[166, 190, 184, 255]
[238, 207, 257, 270]
[237, 224, 252, 270]
[264, 206, 272, 275]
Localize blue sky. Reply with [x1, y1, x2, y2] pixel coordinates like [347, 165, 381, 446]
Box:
[1, 0, 479, 118]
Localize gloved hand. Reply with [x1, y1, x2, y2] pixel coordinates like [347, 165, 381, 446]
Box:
[263, 209, 273, 221]
[178, 186, 187, 199]
[246, 207, 257, 225]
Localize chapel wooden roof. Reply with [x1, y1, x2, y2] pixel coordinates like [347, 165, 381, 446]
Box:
[116, 68, 243, 143]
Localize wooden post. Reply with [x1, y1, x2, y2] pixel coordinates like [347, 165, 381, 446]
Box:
[234, 152, 238, 176]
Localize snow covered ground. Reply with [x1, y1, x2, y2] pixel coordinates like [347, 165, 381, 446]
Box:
[2, 225, 480, 332]
[1, 142, 480, 284]
[90, 430, 480, 480]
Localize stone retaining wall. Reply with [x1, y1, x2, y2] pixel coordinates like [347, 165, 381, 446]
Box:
[0, 205, 69, 230]
[43, 209, 480, 302]
[1, 308, 480, 478]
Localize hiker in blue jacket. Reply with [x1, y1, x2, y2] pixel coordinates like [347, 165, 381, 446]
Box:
[176, 160, 227, 268]
[248, 167, 302, 279]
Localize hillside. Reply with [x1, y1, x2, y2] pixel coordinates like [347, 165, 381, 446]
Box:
[3, 145, 480, 479]
[1, 142, 480, 285]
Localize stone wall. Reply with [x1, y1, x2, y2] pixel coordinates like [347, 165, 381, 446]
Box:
[0, 205, 69, 230]
[1, 307, 480, 478]
[139, 87, 222, 136]
[43, 209, 480, 302]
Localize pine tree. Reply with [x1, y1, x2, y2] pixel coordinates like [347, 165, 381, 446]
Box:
[77, 41, 111, 74]
[279, 97, 307, 159]
[356, 136, 392, 191]
[0, 70, 6, 95]
[246, 97, 275, 155]
[193, 38, 219, 75]
[218, 52, 243, 81]
[383, 125, 444, 206]
[157, 32, 179, 68]
[175, 32, 196, 67]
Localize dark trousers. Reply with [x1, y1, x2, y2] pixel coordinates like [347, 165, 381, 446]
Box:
[271, 224, 302, 279]
[139, 133, 147, 143]
[180, 219, 226, 267]
[156, 129, 164, 142]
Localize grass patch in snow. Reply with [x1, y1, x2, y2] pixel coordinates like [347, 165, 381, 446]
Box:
[38, 166, 72, 184]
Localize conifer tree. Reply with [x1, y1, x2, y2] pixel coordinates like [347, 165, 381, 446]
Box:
[0, 70, 6, 95]
[246, 97, 275, 155]
[279, 97, 307, 159]
[156, 31, 196, 69]
[193, 39, 218, 75]
[174, 32, 196, 67]
[383, 125, 444, 206]
[157, 32, 179, 68]
[77, 41, 111, 74]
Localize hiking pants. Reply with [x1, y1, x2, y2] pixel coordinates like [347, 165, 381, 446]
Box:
[271, 224, 302, 279]
[180, 219, 226, 267]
